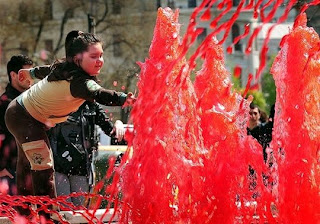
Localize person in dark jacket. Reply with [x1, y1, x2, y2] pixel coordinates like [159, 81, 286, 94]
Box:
[247, 103, 274, 163]
[0, 55, 34, 195]
[49, 101, 125, 207]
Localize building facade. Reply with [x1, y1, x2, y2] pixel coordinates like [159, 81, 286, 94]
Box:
[158, 0, 296, 87]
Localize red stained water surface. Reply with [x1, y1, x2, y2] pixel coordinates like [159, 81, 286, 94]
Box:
[2, 1, 320, 224]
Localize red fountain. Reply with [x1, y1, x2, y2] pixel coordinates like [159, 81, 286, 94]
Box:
[119, 5, 320, 224]
[120, 7, 271, 224]
[270, 12, 320, 223]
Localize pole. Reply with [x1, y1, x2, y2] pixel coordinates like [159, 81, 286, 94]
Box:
[87, 14, 96, 34]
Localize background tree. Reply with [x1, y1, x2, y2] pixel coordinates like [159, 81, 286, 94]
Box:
[261, 56, 276, 114]
[0, 0, 156, 93]
[231, 72, 267, 113]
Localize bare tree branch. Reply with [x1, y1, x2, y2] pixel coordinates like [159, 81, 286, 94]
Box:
[33, 20, 44, 53]
[53, 8, 76, 56]
[95, 0, 109, 27]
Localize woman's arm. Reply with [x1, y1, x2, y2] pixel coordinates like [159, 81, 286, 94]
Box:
[94, 102, 114, 135]
[18, 65, 51, 81]
[70, 77, 128, 106]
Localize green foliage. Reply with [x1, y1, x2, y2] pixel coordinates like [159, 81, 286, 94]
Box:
[261, 72, 276, 113]
[261, 56, 276, 114]
[230, 55, 276, 115]
[231, 71, 267, 113]
[246, 89, 267, 112]
[231, 73, 241, 89]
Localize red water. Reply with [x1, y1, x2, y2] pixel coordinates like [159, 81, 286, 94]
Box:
[118, 7, 267, 224]
[2, 1, 320, 223]
[118, 3, 320, 224]
[270, 12, 320, 223]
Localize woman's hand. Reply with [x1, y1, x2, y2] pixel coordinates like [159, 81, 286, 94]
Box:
[123, 92, 136, 107]
[110, 120, 125, 142]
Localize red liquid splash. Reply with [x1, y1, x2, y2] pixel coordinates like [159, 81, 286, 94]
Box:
[119, 6, 320, 224]
[270, 12, 320, 223]
[119, 7, 271, 224]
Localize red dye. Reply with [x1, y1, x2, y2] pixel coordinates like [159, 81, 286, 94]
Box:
[256, 0, 298, 80]
[210, 1, 232, 29]
[218, 0, 245, 45]
[246, 0, 288, 55]
[119, 7, 272, 224]
[228, 23, 250, 54]
[234, 65, 242, 78]
[118, 3, 320, 224]
[119, 8, 206, 223]
[270, 13, 320, 223]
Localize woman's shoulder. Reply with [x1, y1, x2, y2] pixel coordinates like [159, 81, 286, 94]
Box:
[49, 61, 91, 82]
[70, 73, 97, 88]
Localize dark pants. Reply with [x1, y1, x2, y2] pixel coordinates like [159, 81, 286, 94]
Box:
[5, 99, 56, 200]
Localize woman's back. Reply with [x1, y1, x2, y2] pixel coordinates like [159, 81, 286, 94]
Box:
[21, 76, 84, 127]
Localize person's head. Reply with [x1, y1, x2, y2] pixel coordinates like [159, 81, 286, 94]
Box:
[65, 30, 83, 57]
[249, 103, 261, 124]
[6, 55, 34, 92]
[65, 31, 104, 76]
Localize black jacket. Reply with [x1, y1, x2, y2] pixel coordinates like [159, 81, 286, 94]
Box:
[247, 121, 273, 162]
[0, 84, 21, 174]
[50, 101, 114, 176]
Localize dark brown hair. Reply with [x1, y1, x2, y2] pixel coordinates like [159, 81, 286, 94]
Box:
[48, 31, 101, 82]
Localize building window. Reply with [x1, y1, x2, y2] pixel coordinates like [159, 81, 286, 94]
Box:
[20, 42, 28, 55]
[197, 28, 207, 43]
[44, 39, 53, 52]
[112, 0, 121, 14]
[19, 2, 28, 22]
[113, 34, 122, 57]
[44, 0, 53, 20]
[188, 0, 197, 8]
[232, 24, 242, 51]
[233, 0, 241, 6]
[167, 0, 175, 8]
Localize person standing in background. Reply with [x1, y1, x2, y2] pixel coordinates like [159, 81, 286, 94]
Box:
[0, 55, 34, 195]
[247, 103, 274, 163]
